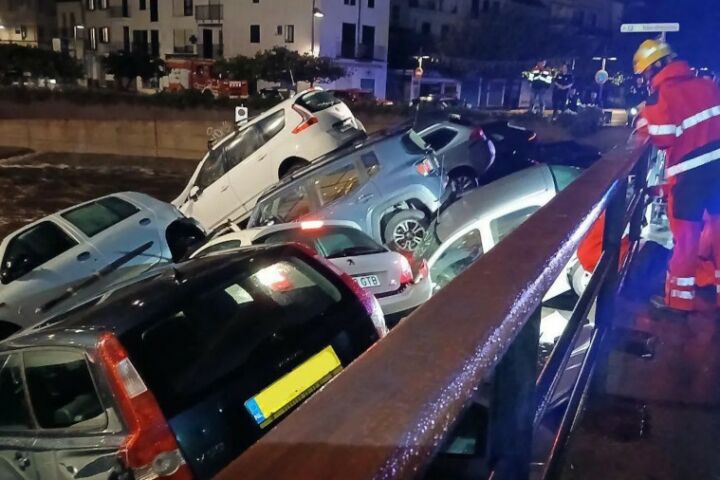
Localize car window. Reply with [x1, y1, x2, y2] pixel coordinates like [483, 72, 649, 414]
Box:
[119, 255, 344, 418]
[361, 152, 380, 177]
[422, 128, 458, 151]
[61, 197, 140, 237]
[0, 354, 33, 431]
[312, 162, 362, 206]
[430, 229, 484, 291]
[23, 350, 106, 430]
[256, 109, 285, 142]
[196, 147, 227, 190]
[295, 90, 341, 113]
[490, 206, 541, 244]
[401, 130, 428, 154]
[254, 184, 313, 226]
[197, 240, 244, 257]
[549, 165, 582, 192]
[225, 125, 264, 170]
[260, 226, 385, 258]
[2, 221, 78, 283]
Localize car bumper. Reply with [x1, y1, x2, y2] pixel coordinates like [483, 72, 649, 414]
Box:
[377, 274, 432, 323]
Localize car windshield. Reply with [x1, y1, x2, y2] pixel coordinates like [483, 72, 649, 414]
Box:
[258, 226, 386, 258]
[251, 184, 314, 226]
[119, 254, 344, 418]
[295, 90, 341, 112]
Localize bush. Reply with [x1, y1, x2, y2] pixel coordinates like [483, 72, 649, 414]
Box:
[558, 107, 604, 137]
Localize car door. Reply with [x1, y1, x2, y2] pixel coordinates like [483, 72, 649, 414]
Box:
[0, 221, 104, 326]
[0, 353, 40, 480]
[428, 226, 485, 293]
[21, 348, 124, 480]
[58, 196, 166, 277]
[307, 154, 380, 234]
[227, 110, 286, 214]
[184, 144, 241, 230]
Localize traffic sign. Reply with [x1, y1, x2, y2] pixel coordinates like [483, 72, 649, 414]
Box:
[595, 69, 609, 86]
[235, 106, 248, 124]
[414, 67, 424, 78]
[620, 23, 680, 33]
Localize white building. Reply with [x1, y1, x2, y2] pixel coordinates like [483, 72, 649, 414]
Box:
[0, 0, 57, 48]
[55, 0, 389, 98]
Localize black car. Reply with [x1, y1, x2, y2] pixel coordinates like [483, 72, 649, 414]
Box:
[480, 120, 537, 183]
[0, 244, 386, 480]
[530, 141, 601, 169]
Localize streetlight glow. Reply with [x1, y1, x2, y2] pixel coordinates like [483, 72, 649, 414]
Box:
[313, 8, 324, 18]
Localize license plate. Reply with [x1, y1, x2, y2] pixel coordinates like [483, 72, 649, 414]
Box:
[244, 346, 342, 429]
[354, 275, 381, 288]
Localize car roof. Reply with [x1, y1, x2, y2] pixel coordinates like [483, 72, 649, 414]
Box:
[255, 121, 417, 200]
[1, 244, 309, 350]
[434, 164, 555, 241]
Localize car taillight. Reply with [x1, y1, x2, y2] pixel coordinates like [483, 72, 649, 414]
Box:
[415, 259, 429, 284]
[97, 334, 193, 480]
[399, 255, 413, 285]
[291, 105, 319, 134]
[470, 128, 487, 141]
[415, 157, 436, 176]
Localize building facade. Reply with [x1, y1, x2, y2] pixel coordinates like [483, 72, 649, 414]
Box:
[0, 0, 57, 48]
[55, 0, 389, 98]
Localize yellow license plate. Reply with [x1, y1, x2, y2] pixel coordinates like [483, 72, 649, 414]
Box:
[244, 346, 342, 428]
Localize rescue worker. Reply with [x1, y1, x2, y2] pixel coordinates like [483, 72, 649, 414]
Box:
[552, 64, 574, 120]
[634, 39, 720, 313]
[529, 60, 553, 115]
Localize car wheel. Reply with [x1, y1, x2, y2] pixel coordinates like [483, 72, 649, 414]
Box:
[449, 171, 479, 194]
[384, 210, 428, 253]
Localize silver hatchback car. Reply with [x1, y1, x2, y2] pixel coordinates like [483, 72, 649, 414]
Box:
[247, 126, 448, 253]
[0, 192, 205, 338]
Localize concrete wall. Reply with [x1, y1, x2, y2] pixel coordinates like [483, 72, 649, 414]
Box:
[0, 113, 403, 160]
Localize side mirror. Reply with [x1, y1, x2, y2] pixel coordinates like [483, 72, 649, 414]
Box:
[189, 185, 201, 201]
[1, 254, 32, 284]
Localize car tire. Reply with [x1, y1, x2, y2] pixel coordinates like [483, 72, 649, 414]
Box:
[448, 170, 479, 194]
[384, 210, 429, 253]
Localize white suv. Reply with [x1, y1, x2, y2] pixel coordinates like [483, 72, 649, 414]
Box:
[174, 89, 365, 231]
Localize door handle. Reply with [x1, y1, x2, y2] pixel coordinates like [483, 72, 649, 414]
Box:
[14, 452, 30, 470]
[77, 252, 91, 262]
[139, 217, 151, 226]
[357, 193, 374, 203]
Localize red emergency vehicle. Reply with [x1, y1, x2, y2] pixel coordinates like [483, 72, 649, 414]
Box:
[165, 57, 248, 98]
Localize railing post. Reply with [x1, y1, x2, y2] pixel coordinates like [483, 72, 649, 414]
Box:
[630, 151, 651, 242]
[488, 308, 541, 480]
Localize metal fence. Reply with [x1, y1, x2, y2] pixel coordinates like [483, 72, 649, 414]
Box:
[216, 141, 653, 480]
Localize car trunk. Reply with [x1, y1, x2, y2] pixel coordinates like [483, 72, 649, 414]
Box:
[328, 251, 404, 297]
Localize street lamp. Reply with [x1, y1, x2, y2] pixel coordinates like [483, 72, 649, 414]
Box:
[311, 0, 324, 57]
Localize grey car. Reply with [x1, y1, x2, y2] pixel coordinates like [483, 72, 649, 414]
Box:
[0, 192, 205, 338]
[247, 126, 447, 253]
[419, 117, 496, 194]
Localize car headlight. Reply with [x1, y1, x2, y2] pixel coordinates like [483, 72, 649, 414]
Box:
[630, 107, 639, 116]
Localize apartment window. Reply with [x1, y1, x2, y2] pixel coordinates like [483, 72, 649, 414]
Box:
[87, 0, 96, 11]
[150, 0, 159, 21]
[89, 27, 97, 50]
[344, 0, 357, 5]
[361, 25, 375, 59]
[61, 13, 68, 37]
[123, 25, 130, 51]
[139, 0, 146, 10]
[440, 24, 450, 40]
[285, 25, 294, 43]
[409, 0, 419, 7]
[250, 25, 260, 43]
[99, 0, 108, 8]
[121, 0, 129, 17]
[589, 12, 598, 28]
[132, 29, 149, 53]
[481, 0, 489, 12]
[253, 0, 259, 3]
[100, 26, 110, 43]
[173, 29, 194, 53]
[421, 22, 431, 35]
[368, 0, 375, 7]
[150, 30, 159, 56]
[276, 25, 282, 35]
[184, 0, 193, 16]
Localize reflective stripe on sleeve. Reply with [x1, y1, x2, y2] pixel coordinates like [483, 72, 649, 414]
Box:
[670, 290, 695, 300]
[671, 276, 696, 287]
[680, 105, 720, 133]
[648, 124, 678, 136]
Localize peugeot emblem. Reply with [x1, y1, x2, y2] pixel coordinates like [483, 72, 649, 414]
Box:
[347, 258, 355, 266]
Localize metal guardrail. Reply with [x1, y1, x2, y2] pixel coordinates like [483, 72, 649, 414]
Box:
[216, 141, 653, 480]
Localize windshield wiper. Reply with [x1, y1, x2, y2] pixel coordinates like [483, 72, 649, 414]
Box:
[38, 241, 155, 314]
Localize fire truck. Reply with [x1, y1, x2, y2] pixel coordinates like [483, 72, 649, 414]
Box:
[165, 57, 248, 98]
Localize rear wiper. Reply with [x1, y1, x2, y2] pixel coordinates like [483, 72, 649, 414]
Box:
[38, 241, 155, 314]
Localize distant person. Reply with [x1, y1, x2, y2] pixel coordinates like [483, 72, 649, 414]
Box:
[566, 87, 582, 113]
[626, 76, 648, 108]
[586, 91, 599, 108]
[552, 64, 574, 120]
[528, 60, 553, 115]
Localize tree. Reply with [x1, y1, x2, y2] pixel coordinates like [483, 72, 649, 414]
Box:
[0, 44, 83, 85]
[102, 51, 165, 90]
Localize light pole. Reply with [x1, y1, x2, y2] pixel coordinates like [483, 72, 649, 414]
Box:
[311, 0, 324, 58]
[592, 56, 616, 108]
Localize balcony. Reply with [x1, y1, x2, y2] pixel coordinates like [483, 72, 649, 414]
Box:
[173, 44, 196, 55]
[195, 4, 223, 22]
[337, 43, 387, 62]
[197, 43, 224, 59]
[108, 5, 129, 18]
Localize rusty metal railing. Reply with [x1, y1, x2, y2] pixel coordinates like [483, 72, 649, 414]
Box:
[216, 141, 653, 480]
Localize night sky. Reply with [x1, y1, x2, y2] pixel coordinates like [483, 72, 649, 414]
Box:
[622, 0, 720, 70]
